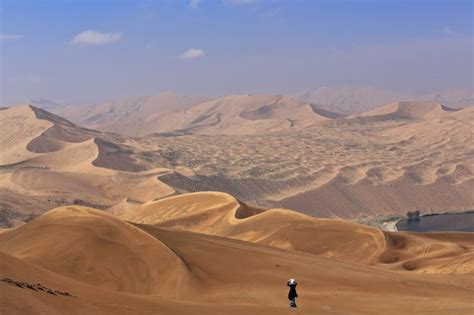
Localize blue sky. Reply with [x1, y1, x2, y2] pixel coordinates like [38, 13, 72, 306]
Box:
[1, 0, 472, 105]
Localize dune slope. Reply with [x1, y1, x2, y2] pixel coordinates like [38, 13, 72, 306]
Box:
[124, 192, 474, 273]
[0, 206, 186, 295]
[1, 204, 473, 314]
[0, 105, 176, 227]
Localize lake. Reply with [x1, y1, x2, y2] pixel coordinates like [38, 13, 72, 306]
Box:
[396, 212, 474, 232]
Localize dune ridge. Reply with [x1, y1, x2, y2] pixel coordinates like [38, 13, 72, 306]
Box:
[0, 105, 176, 226]
[1, 201, 474, 314]
[354, 101, 458, 121]
[124, 192, 474, 273]
[143, 94, 333, 136]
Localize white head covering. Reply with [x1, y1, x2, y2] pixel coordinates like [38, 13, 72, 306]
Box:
[288, 278, 297, 285]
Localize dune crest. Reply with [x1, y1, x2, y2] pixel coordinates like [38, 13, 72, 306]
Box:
[294, 86, 473, 114]
[355, 101, 457, 120]
[0, 105, 176, 227]
[124, 192, 474, 273]
[0, 105, 53, 165]
[140, 94, 334, 136]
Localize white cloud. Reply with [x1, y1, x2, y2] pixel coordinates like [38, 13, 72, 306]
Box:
[71, 30, 122, 46]
[0, 34, 23, 41]
[180, 48, 205, 60]
[189, 0, 201, 8]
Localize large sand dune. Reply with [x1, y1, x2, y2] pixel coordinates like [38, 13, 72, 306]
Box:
[354, 100, 457, 120]
[0, 105, 53, 165]
[0, 105, 176, 226]
[1, 203, 473, 314]
[124, 192, 474, 273]
[143, 94, 333, 136]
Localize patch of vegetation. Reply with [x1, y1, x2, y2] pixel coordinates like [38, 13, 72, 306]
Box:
[1, 276, 74, 297]
[71, 199, 109, 210]
[0, 206, 37, 228]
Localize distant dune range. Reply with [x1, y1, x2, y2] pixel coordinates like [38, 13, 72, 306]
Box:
[49, 92, 211, 136]
[41, 87, 473, 136]
[294, 86, 474, 114]
[1, 96, 473, 226]
[51, 93, 337, 136]
[1, 195, 473, 314]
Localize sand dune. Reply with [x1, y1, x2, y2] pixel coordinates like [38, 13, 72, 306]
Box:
[0, 105, 53, 165]
[141, 94, 334, 136]
[124, 192, 474, 273]
[0, 105, 175, 226]
[1, 204, 473, 314]
[0, 206, 186, 295]
[295, 86, 409, 114]
[355, 101, 458, 121]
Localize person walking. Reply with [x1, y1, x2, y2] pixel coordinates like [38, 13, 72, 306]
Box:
[287, 278, 298, 308]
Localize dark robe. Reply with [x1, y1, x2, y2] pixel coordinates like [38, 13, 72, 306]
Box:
[287, 283, 298, 300]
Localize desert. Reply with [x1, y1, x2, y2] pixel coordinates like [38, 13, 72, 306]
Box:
[1, 1, 473, 314]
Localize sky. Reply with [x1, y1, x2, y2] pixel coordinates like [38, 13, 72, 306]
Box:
[0, 0, 473, 105]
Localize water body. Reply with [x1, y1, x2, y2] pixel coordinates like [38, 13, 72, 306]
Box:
[396, 212, 474, 232]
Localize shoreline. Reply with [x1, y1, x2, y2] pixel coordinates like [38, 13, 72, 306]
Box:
[379, 209, 474, 232]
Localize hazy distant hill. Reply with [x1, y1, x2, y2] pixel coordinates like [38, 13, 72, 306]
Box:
[418, 88, 474, 108]
[294, 86, 474, 114]
[53, 92, 212, 136]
